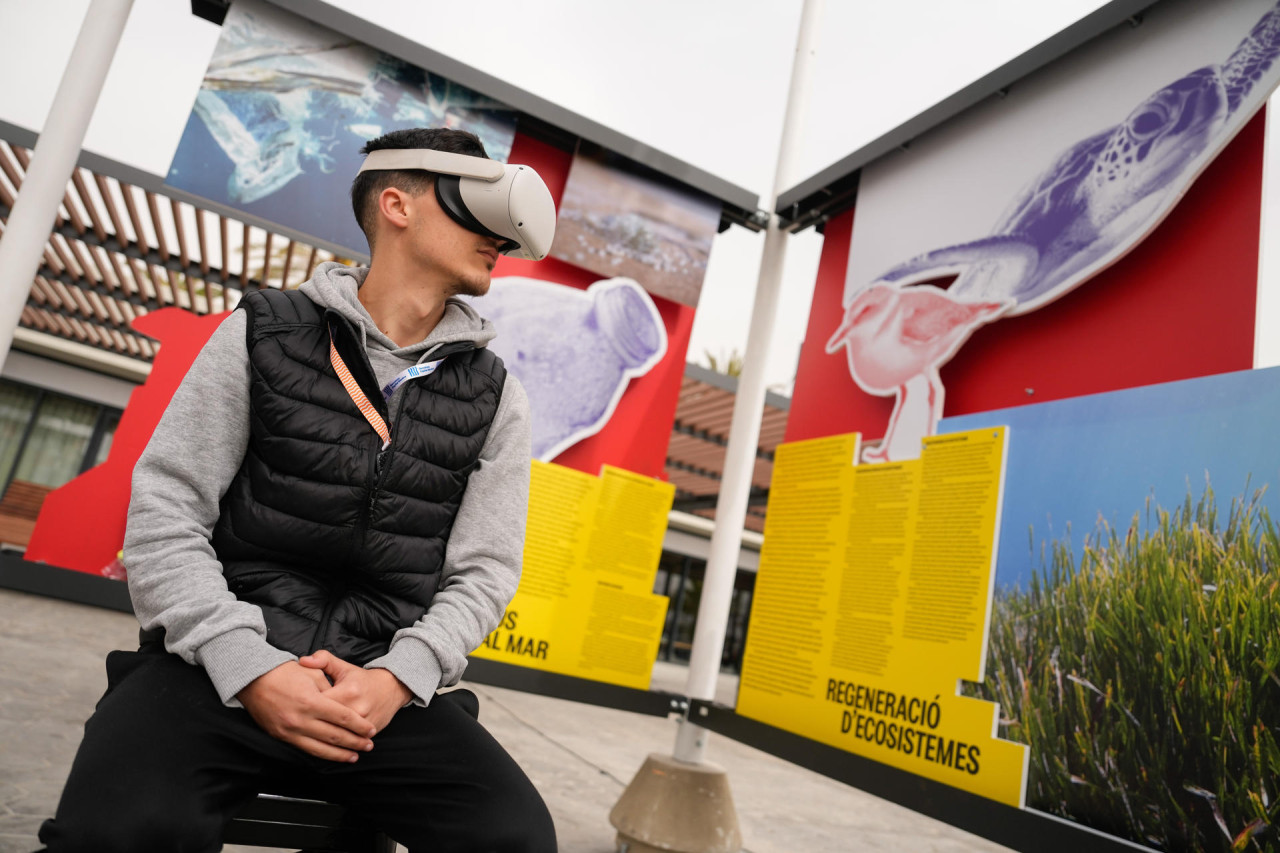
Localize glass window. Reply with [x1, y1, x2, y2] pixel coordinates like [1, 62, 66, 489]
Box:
[11, 395, 101, 488]
[90, 411, 122, 468]
[671, 574, 703, 661]
[0, 382, 39, 485]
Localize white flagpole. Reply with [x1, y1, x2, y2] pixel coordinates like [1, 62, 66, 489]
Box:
[674, 0, 825, 763]
[0, 0, 137, 363]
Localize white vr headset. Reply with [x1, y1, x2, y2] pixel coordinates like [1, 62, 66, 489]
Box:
[357, 149, 556, 261]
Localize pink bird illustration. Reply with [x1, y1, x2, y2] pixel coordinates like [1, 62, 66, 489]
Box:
[825, 284, 1011, 463]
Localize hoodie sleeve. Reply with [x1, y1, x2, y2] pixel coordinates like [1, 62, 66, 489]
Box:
[365, 373, 531, 703]
[123, 310, 297, 705]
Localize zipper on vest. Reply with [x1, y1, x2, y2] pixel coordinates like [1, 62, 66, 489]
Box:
[353, 385, 409, 550]
[329, 310, 390, 567]
[373, 395, 405, 478]
[358, 341, 477, 534]
[353, 440, 380, 549]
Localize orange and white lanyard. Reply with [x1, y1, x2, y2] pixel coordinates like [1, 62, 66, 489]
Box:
[328, 328, 442, 450]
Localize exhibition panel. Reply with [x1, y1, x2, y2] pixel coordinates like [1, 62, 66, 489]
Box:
[721, 1, 1280, 850]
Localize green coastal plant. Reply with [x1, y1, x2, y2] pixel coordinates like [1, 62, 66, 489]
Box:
[968, 485, 1280, 851]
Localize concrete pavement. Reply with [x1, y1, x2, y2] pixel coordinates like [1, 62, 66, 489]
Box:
[0, 587, 1014, 853]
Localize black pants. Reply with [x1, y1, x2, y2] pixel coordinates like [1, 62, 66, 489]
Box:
[37, 648, 557, 853]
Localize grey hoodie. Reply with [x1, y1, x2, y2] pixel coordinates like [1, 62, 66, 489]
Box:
[123, 262, 531, 707]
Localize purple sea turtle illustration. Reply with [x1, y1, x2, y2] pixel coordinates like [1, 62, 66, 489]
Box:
[829, 1, 1280, 463]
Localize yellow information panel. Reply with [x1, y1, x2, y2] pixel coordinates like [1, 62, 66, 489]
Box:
[471, 461, 674, 690]
[737, 428, 1029, 807]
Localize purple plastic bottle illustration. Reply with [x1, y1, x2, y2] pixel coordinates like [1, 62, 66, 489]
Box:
[831, 1, 1280, 464]
[471, 276, 667, 461]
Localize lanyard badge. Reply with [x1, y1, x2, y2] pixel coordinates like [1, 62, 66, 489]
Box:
[381, 360, 443, 399]
[328, 326, 445, 450]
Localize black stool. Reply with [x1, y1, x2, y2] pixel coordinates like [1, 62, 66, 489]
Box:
[221, 688, 481, 852]
[224, 794, 397, 852]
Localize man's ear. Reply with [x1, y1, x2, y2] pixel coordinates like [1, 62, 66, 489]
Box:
[377, 187, 412, 232]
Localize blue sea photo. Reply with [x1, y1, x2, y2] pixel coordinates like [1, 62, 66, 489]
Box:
[941, 366, 1280, 590]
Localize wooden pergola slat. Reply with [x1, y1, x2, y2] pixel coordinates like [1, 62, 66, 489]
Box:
[145, 190, 170, 262]
[61, 190, 87, 235]
[31, 277, 55, 306]
[69, 238, 105, 285]
[100, 288, 126, 326]
[304, 245, 319, 281]
[120, 183, 148, 252]
[151, 263, 173, 306]
[41, 246, 63, 275]
[0, 144, 26, 198]
[23, 305, 49, 332]
[93, 174, 130, 246]
[260, 231, 274, 289]
[38, 261, 147, 316]
[167, 268, 183, 309]
[280, 239, 296, 288]
[66, 280, 96, 319]
[70, 169, 107, 242]
[30, 300, 140, 353]
[6, 200, 256, 296]
[171, 198, 190, 270]
[103, 247, 134, 298]
[128, 257, 155, 304]
[48, 234, 81, 281]
[194, 207, 210, 275]
[56, 312, 80, 340]
[89, 245, 117, 292]
[86, 290, 110, 324]
[240, 223, 250, 286]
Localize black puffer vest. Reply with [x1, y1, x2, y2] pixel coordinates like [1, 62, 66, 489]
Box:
[211, 289, 506, 664]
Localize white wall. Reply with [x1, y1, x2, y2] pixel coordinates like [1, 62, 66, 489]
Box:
[1, 350, 138, 408]
[1258, 109, 1280, 369]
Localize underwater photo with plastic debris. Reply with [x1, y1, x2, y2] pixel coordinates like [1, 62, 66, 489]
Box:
[550, 144, 721, 308]
[164, 0, 517, 255]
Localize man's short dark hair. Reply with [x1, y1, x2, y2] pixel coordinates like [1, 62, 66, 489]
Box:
[350, 128, 490, 252]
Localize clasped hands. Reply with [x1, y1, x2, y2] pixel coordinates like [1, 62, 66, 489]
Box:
[237, 650, 413, 762]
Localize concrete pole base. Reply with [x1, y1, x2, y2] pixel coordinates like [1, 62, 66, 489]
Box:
[609, 753, 742, 853]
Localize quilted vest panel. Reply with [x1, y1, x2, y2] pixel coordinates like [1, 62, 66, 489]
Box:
[211, 289, 506, 664]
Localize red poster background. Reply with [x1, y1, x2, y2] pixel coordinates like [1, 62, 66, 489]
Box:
[26, 130, 694, 575]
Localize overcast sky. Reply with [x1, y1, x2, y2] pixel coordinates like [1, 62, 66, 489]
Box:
[11, 0, 1271, 389]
